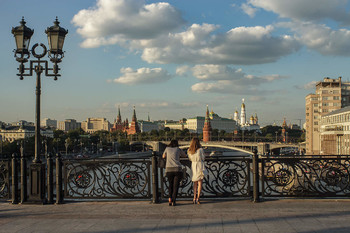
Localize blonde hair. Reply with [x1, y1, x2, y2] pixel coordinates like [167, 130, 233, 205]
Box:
[188, 138, 201, 155]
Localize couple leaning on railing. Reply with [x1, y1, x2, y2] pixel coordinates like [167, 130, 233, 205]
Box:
[162, 138, 208, 206]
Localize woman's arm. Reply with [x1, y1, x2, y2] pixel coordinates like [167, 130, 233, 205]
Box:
[200, 148, 205, 161]
[162, 148, 167, 159]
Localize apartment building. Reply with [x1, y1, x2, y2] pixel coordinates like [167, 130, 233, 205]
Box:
[305, 77, 350, 154]
[57, 119, 81, 132]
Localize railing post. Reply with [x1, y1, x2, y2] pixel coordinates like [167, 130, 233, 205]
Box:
[55, 152, 63, 204]
[11, 153, 19, 204]
[151, 151, 160, 204]
[20, 149, 27, 203]
[47, 152, 54, 204]
[252, 149, 260, 203]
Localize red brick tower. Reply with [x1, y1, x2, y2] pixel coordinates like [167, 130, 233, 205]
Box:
[126, 106, 140, 135]
[111, 106, 124, 132]
[203, 105, 212, 142]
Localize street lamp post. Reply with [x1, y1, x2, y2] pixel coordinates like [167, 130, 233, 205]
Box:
[12, 17, 67, 203]
[275, 131, 278, 143]
[65, 139, 69, 156]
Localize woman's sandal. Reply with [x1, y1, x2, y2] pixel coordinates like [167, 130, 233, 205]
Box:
[196, 199, 200, 204]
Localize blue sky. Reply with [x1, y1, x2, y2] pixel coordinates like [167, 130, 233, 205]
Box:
[1, 0, 350, 126]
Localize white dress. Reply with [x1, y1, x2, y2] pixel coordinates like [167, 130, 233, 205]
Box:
[188, 148, 207, 182]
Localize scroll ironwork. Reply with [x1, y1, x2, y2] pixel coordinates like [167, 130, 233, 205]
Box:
[64, 159, 151, 199]
[161, 157, 251, 198]
[262, 157, 350, 197]
[0, 160, 10, 200]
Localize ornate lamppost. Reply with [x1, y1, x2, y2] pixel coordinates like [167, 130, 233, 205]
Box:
[12, 17, 67, 203]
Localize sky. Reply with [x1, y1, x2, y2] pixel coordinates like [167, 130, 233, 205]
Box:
[1, 0, 350, 127]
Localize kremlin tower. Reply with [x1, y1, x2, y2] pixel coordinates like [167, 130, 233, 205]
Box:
[203, 105, 212, 142]
[110, 106, 140, 135]
[127, 106, 140, 135]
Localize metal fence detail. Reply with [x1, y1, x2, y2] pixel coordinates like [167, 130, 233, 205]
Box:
[262, 157, 350, 197]
[64, 159, 151, 199]
[161, 157, 251, 198]
[0, 160, 10, 200]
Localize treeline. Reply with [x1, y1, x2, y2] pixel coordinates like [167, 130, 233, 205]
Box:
[0, 125, 304, 158]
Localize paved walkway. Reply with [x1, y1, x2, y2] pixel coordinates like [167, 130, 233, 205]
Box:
[1, 199, 350, 233]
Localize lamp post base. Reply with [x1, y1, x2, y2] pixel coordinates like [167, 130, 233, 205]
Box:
[27, 162, 46, 204]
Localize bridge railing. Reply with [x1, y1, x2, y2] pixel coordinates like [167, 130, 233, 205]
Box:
[5, 150, 350, 204]
[0, 159, 10, 201]
[261, 155, 350, 198]
[63, 157, 152, 200]
[159, 156, 252, 199]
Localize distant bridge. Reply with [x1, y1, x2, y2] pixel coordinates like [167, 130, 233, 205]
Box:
[129, 141, 305, 155]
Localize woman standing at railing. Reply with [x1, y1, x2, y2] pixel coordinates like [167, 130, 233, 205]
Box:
[162, 139, 186, 206]
[188, 138, 208, 204]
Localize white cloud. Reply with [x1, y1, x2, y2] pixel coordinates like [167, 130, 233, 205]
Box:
[241, 3, 258, 18]
[191, 65, 244, 80]
[248, 0, 350, 24]
[279, 22, 350, 56]
[176, 65, 191, 76]
[72, 0, 185, 48]
[190, 65, 287, 94]
[112, 67, 172, 85]
[115, 101, 202, 109]
[140, 24, 300, 65]
[295, 80, 317, 90]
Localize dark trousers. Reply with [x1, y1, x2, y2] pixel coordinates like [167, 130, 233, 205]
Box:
[166, 171, 183, 202]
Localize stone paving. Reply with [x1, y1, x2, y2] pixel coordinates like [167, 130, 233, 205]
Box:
[1, 199, 350, 232]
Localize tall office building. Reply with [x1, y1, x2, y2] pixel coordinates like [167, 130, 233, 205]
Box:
[305, 77, 350, 154]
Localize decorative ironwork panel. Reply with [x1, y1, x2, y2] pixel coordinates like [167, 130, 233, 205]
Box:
[0, 160, 10, 200]
[161, 157, 251, 198]
[64, 159, 151, 199]
[262, 157, 350, 197]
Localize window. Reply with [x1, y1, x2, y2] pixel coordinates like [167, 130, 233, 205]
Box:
[322, 90, 328, 94]
[323, 97, 328, 100]
[333, 96, 340, 100]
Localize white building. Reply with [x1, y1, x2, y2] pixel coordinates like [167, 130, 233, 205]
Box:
[81, 118, 110, 134]
[0, 125, 54, 142]
[164, 120, 186, 131]
[320, 106, 350, 155]
[186, 110, 239, 133]
[235, 99, 260, 131]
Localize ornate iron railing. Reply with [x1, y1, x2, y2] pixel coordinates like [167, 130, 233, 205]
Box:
[64, 158, 152, 199]
[160, 157, 251, 198]
[261, 156, 350, 197]
[0, 160, 10, 200]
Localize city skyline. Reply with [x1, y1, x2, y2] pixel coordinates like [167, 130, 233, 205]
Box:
[2, 0, 350, 126]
